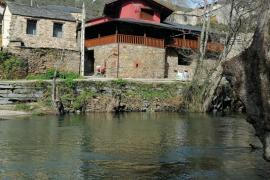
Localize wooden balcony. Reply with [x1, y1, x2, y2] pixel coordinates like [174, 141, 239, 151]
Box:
[85, 34, 164, 49]
[168, 38, 224, 52]
[168, 38, 199, 49]
[206, 42, 224, 52]
[85, 35, 224, 52]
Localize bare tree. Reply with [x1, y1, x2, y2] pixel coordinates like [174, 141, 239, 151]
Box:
[202, 0, 260, 112]
[221, 0, 270, 161]
[51, 49, 65, 115]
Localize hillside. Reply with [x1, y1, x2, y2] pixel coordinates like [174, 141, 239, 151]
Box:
[8, 0, 190, 18]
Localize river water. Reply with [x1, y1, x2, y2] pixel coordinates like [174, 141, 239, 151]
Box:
[0, 113, 270, 179]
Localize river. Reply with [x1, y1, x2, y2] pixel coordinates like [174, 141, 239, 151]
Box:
[0, 113, 270, 179]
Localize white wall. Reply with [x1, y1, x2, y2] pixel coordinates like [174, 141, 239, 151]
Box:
[2, 6, 12, 48]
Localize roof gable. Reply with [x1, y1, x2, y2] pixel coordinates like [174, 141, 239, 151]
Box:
[103, 0, 174, 20]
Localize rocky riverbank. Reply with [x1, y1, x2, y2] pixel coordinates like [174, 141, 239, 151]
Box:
[0, 79, 187, 114]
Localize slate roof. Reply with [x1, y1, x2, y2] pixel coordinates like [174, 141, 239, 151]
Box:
[6, 2, 81, 22]
[164, 21, 202, 32]
[86, 18, 203, 33]
[41, 5, 81, 13]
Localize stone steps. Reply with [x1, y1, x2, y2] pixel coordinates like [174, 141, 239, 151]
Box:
[0, 82, 44, 105]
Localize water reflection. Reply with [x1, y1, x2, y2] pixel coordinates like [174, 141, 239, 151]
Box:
[0, 113, 270, 179]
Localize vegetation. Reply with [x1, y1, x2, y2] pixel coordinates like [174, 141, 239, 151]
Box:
[60, 90, 95, 111]
[73, 91, 95, 110]
[181, 82, 205, 112]
[15, 103, 31, 111]
[26, 69, 80, 80]
[112, 78, 128, 87]
[0, 52, 27, 80]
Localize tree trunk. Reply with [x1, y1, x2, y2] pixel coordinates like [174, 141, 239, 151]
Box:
[222, 4, 270, 161]
[51, 49, 65, 115]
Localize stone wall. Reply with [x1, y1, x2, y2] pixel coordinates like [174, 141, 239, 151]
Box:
[166, 49, 219, 80]
[8, 47, 80, 74]
[3, 8, 79, 50]
[93, 44, 118, 77]
[166, 49, 196, 80]
[167, 12, 198, 26]
[0, 81, 43, 104]
[0, 80, 185, 113]
[92, 43, 166, 78]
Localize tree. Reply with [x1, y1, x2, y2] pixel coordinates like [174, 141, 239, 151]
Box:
[183, 0, 258, 112]
[222, 0, 270, 161]
[192, 0, 270, 161]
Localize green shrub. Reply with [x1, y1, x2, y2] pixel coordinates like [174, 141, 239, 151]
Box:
[60, 71, 80, 79]
[73, 91, 95, 110]
[61, 90, 95, 111]
[140, 89, 169, 100]
[2, 56, 27, 79]
[26, 69, 80, 80]
[63, 78, 76, 89]
[0, 51, 10, 63]
[113, 78, 127, 87]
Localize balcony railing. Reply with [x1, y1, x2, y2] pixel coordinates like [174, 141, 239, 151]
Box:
[85, 35, 224, 52]
[85, 35, 116, 48]
[168, 38, 224, 52]
[85, 34, 164, 49]
[168, 38, 199, 49]
[206, 42, 224, 52]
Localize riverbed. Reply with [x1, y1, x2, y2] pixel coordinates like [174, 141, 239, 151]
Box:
[0, 113, 270, 179]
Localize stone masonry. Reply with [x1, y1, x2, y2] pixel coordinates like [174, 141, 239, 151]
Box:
[92, 43, 166, 79]
[166, 49, 219, 80]
[166, 49, 196, 79]
[9, 47, 80, 74]
[6, 15, 79, 50]
[1, 5, 81, 74]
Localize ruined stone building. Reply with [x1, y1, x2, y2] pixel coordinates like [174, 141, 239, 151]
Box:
[84, 0, 223, 79]
[167, 0, 231, 27]
[1, 2, 82, 74]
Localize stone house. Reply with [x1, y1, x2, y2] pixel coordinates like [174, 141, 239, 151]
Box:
[1, 2, 82, 74]
[167, 10, 201, 26]
[84, 0, 223, 79]
[168, 0, 231, 26]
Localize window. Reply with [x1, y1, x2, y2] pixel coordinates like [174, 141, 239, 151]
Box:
[178, 54, 191, 66]
[140, 8, 154, 20]
[183, 15, 188, 22]
[53, 23, 63, 38]
[26, 19, 37, 35]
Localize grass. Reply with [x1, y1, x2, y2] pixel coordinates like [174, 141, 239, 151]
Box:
[15, 103, 31, 111]
[26, 69, 80, 80]
[112, 79, 128, 87]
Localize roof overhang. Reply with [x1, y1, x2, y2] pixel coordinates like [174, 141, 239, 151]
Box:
[86, 18, 202, 34]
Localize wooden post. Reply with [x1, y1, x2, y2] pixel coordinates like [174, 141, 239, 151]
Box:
[183, 34, 186, 48]
[80, 1, 86, 76]
[117, 43, 120, 78]
[116, 25, 118, 43]
[116, 25, 120, 78]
